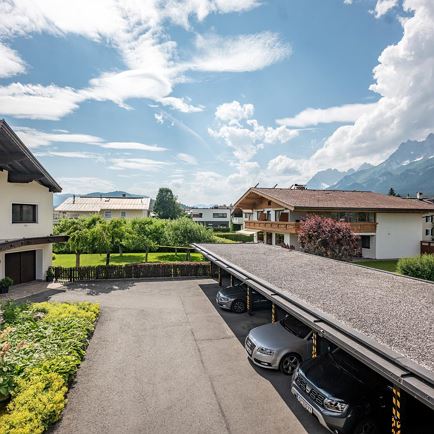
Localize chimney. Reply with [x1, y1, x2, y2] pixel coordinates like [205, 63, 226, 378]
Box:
[73, 194, 75, 204]
[417, 192, 423, 200]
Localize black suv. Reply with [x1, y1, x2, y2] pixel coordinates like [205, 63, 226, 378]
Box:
[216, 284, 271, 313]
[291, 349, 390, 434]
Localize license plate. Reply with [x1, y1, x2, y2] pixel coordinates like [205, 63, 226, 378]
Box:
[294, 390, 313, 414]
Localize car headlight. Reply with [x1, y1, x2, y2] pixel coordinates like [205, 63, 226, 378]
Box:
[323, 398, 348, 413]
[218, 294, 230, 302]
[257, 347, 275, 356]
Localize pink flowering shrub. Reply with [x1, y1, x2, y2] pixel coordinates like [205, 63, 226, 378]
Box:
[298, 215, 360, 260]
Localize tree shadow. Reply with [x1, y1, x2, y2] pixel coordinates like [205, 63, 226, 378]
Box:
[108, 254, 144, 265]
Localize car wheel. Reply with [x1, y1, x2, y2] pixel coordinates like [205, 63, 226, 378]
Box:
[231, 299, 246, 313]
[279, 353, 301, 375]
[353, 418, 379, 434]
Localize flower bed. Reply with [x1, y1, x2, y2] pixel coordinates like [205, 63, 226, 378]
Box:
[0, 301, 99, 433]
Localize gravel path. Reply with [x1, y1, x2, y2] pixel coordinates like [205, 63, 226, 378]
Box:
[198, 243, 434, 374]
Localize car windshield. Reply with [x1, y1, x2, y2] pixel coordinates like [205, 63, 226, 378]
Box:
[280, 316, 311, 338]
[329, 350, 372, 384]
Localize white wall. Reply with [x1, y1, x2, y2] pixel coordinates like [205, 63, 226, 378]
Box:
[0, 171, 53, 240]
[375, 213, 423, 259]
[191, 208, 230, 223]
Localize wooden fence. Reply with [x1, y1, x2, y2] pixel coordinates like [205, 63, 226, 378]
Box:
[421, 241, 434, 255]
[52, 262, 211, 282]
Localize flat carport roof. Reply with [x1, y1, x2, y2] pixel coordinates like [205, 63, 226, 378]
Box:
[193, 243, 434, 410]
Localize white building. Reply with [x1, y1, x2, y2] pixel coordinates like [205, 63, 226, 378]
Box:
[190, 206, 231, 229]
[55, 196, 152, 220]
[0, 120, 66, 284]
[234, 186, 434, 259]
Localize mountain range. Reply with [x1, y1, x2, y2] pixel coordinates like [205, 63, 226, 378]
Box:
[307, 133, 434, 196]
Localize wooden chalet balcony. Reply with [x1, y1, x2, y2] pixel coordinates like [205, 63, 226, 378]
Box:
[245, 220, 377, 234]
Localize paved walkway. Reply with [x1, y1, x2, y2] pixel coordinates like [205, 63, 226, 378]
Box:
[0, 280, 65, 301]
[35, 279, 324, 434]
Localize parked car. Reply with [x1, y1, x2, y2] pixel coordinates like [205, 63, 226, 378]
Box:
[215, 284, 271, 313]
[291, 348, 391, 434]
[244, 315, 312, 374]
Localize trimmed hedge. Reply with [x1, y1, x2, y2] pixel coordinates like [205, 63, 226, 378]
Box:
[214, 232, 253, 243]
[0, 302, 99, 433]
[397, 254, 434, 281]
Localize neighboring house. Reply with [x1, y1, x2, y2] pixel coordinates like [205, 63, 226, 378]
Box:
[423, 214, 434, 241]
[0, 120, 66, 284]
[231, 207, 253, 231]
[55, 195, 152, 220]
[234, 185, 434, 259]
[189, 206, 231, 229]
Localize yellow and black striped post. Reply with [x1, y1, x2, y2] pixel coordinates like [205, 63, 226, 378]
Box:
[271, 303, 276, 323]
[392, 386, 401, 434]
[246, 287, 252, 314]
[312, 332, 318, 358]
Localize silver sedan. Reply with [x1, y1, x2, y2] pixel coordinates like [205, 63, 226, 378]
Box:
[245, 315, 312, 375]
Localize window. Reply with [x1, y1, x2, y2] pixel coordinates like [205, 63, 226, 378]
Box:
[120, 211, 127, 218]
[275, 233, 285, 246]
[12, 204, 37, 223]
[426, 229, 431, 236]
[104, 210, 112, 219]
[192, 213, 203, 218]
[361, 235, 371, 249]
[212, 213, 227, 218]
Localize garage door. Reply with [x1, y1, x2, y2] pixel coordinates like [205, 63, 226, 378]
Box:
[5, 250, 36, 285]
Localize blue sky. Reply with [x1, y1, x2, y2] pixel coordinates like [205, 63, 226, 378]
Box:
[1, 0, 433, 205]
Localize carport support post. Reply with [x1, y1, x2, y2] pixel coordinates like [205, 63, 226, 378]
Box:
[271, 303, 276, 323]
[246, 286, 252, 315]
[218, 267, 223, 286]
[311, 332, 317, 358]
[230, 274, 234, 286]
[391, 386, 401, 434]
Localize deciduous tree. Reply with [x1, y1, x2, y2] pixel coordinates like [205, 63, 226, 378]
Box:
[153, 188, 182, 219]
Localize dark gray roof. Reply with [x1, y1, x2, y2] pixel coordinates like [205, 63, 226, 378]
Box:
[197, 243, 434, 375]
[0, 120, 61, 192]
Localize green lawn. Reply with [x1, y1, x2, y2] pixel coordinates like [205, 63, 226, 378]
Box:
[353, 259, 399, 273]
[53, 252, 205, 267]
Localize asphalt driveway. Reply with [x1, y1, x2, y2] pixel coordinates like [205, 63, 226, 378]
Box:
[42, 278, 326, 434]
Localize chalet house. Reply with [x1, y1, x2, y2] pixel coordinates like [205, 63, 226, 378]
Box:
[234, 185, 434, 259]
[55, 196, 152, 220]
[0, 120, 66, 284]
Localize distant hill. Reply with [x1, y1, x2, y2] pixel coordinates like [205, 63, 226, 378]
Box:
[330, 133, 434, 196]
[306, 168, 354, 189]
[53, 191, 149, 207]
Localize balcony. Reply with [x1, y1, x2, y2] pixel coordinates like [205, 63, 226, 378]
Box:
[231, 217, 244, 225]
[245, 220, 377, 234]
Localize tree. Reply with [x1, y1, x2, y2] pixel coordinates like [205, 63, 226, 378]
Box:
[126, 218, 166, 262]
[298, 215, 360, 261]
[165, 217, 214, 259]
[153, 188, 183, 219]
[54, 217, 99, 267]
[388, 187, 397, 196]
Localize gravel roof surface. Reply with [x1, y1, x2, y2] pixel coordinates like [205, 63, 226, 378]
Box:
[198, 243, 434, 374]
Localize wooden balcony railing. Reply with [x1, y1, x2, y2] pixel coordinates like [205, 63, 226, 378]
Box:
[245, 220, 377, 234]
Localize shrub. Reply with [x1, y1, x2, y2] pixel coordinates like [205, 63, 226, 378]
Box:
[0, 301, 99, 433]
[298, 215, 360, 261]
[397, 255, 434, 281]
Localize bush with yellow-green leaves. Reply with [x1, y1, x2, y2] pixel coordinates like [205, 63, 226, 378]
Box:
[0, 301, 99, 434]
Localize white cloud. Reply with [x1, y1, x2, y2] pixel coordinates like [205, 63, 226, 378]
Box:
[34, 151, 103, 160]
[309, 0, 434, 171]
[374, 0, 399, 18]
[101, 142, 167, 152]
[58, 177, 116, 194]
[209, 101, 299, 161]
[0, 83, 84, 120]
[0, 0, 280, 119]
[177, 152, 198, 165]
[215, 101, 254, 124]
[14, 126, 102, 148]
[276, 103, 377, 128]
[109, 158, 171, 171]
[0, 43, 25, 77]
[266, 155, 304, 176]
[190, 32, 291, 72]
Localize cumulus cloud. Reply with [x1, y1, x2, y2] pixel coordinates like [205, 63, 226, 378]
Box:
[215, 101, 254, 124]
[373, 0, 399, 18]
[277, 103, 376, 128]
[209, 101, 299, 161]
[190, 32, 291, 72]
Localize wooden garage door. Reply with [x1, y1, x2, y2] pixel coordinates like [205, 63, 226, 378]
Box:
[5, 251, 36, 285]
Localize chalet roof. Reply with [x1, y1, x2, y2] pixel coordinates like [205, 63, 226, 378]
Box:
[56, 196, 151, 212]
[235, 187, 434, 212]
[0, 120, 61, 193]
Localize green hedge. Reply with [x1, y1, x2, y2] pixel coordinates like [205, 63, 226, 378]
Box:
[397, 255, 434, 281]
[213, 232, 253, 243]
[0, 301, 99, 433]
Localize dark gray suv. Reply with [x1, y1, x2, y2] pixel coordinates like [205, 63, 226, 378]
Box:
[216, 284, 271, 313]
